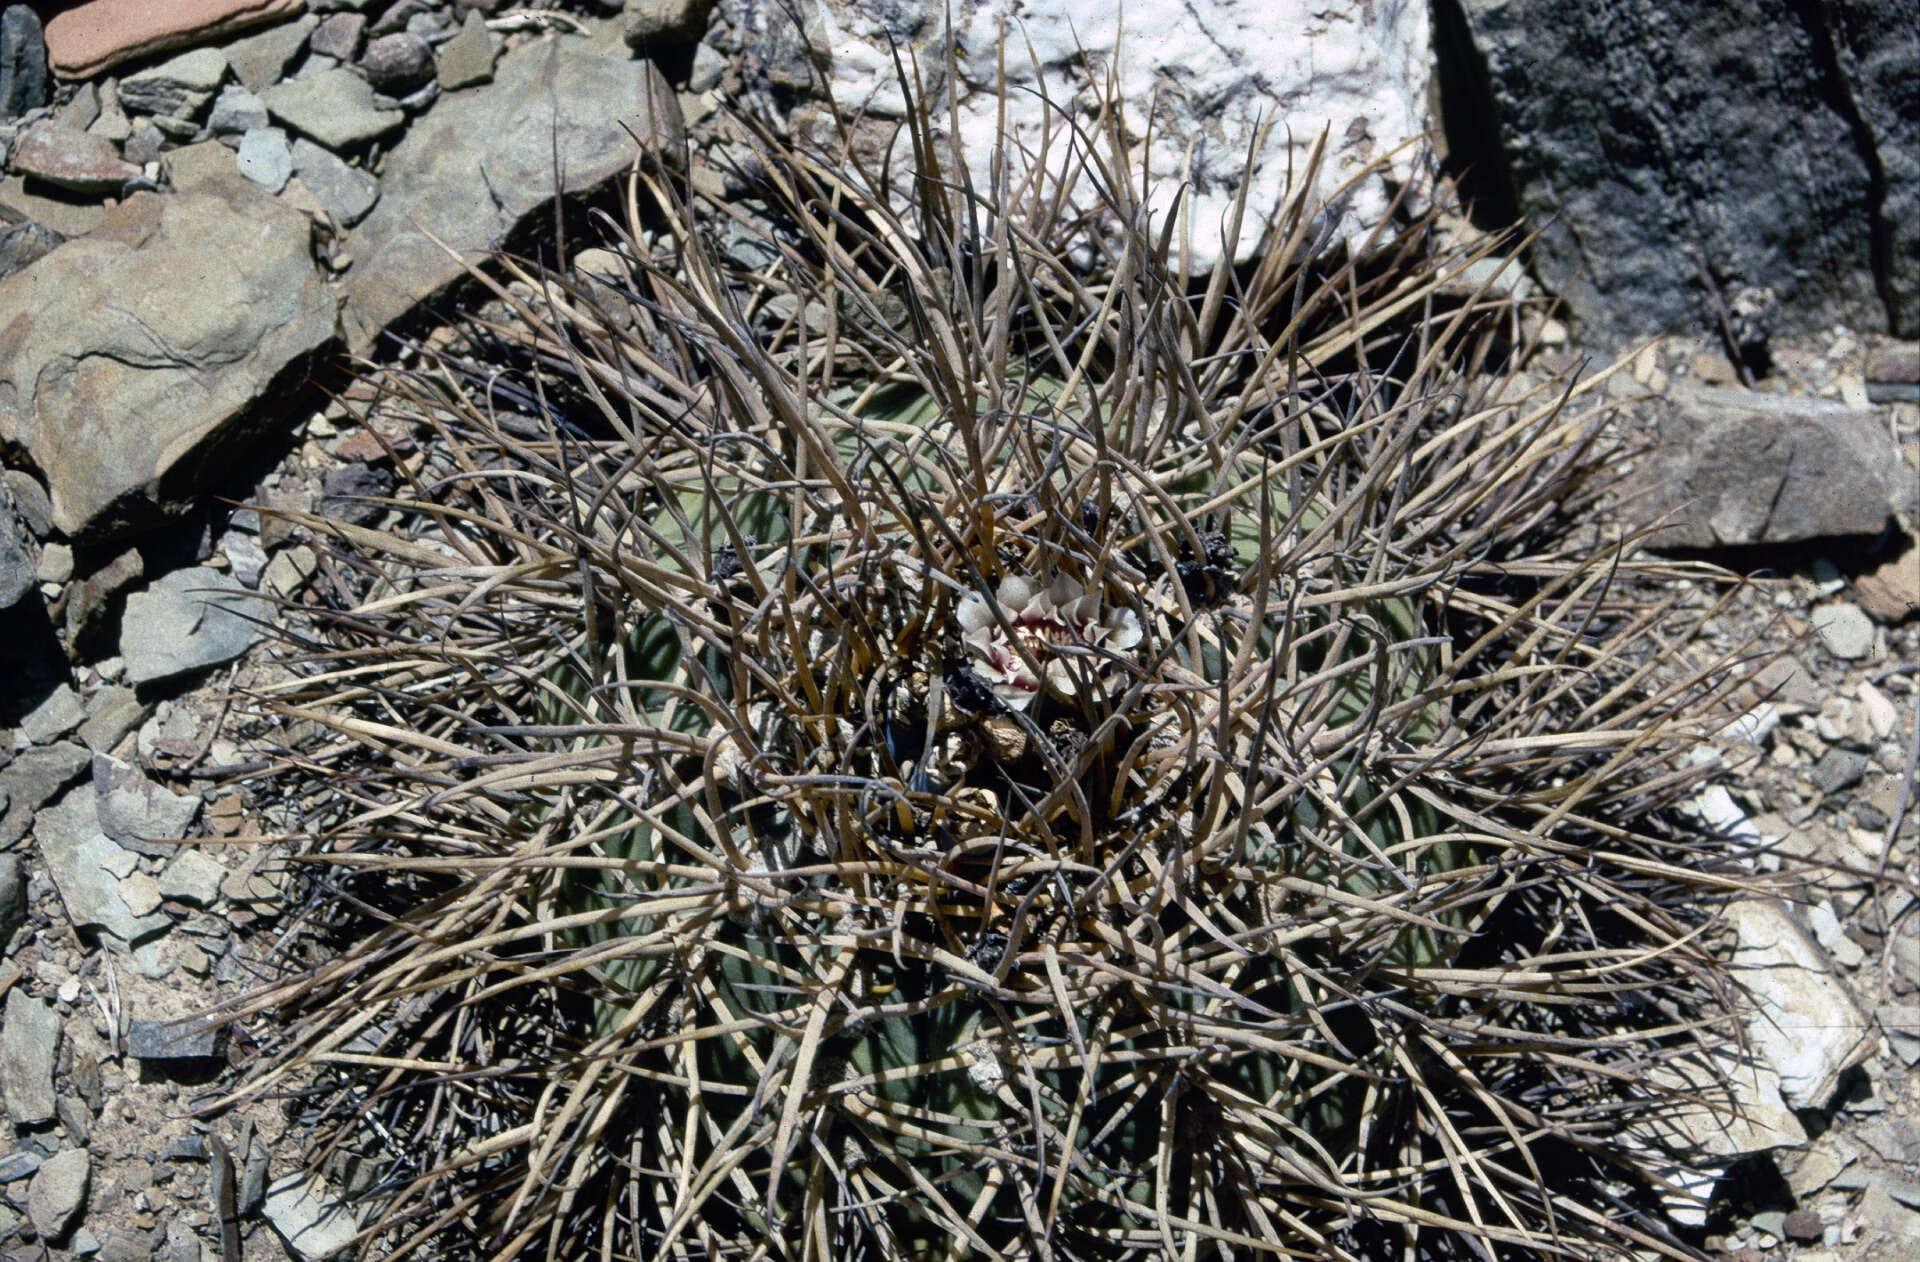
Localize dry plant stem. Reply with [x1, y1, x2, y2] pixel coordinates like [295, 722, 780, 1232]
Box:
[213, 44, 1780, 1262]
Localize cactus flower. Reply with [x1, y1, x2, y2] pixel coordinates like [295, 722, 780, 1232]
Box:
[956, 575, 1142, 710]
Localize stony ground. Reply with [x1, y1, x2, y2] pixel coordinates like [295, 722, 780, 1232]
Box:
[0, 3, 1917, 1261]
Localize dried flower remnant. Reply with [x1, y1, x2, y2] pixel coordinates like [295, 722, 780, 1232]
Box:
[956, 575, 1143, 709]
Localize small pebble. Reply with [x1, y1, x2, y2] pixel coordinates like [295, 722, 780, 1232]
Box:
[1810, 602, 1874, 660]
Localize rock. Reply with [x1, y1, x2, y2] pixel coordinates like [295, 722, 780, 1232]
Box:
[1812, 602, 1876, 661]
[206, 83, 268, 134]
[0, 741, 91, 845]
[235, 125, 292, 192]
[0, 185, 337, 541]
[121, 119, 167, 166]
[0, 173, 108, 237]
[94, 754, 200, 855]
[127, 1018, 223, 1061]
[263, 1173, 359, 1261]
[308, 13, 365, 62]
[1726, 900, 1875, 1108]
[345, 41, 682, 349]
[688, 41, 725, 92]
[0, 484, 30, 607]
[1, 5, 50, 119]
[45, 0, 306, 79]
[433, 10, 495, 90]
[25, 1147, 87, 1240]
[0, 1148, 42, 1181]
[1451, 0, 1916, 343]
[58, 548, 141, 646]
[1867, 340, 1919, 403]
[87, 79, 130, 142]
[1811, 748, 1871, 796]
[117, 46, 228, 118]
[2, 469, 52, 536]
[20, 682, 84, 744]
[36, 540, 72, 583]
[289, 138, 379, 226]
[1638, 384, 1913, 549]
[6, 124, 140, 194]
[360, 31, 432, 93]
[261, 66, 406, 149]
[623, 0, 714, 48]
[120, 567, 264, 685]
[0, 853, 24, 943]
[731, 0, 1426, 276]
[54, 80, 99, 130]
[1856, 536, 1920, 623]
[157, 849, 226, 906]
[0, 219, 64, 283]
[35, 788, 172, 944]
[1628, 1045, 1803, 1226]
[77, 685, 145, 753]
[1859, 1181, 1920, 1239]
[1, 990, 58, 1124]
[223, 11, 316, 92]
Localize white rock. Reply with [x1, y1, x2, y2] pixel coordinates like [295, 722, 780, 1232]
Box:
[1726, 900, 1876, 1108]
[747, 0, 1429, 273]
[1807, 901, 1866, 969]
[1724, 702, 1779, 746]
[1857, 681, 1897, 740]
[1627, 1046, 1804, 1226]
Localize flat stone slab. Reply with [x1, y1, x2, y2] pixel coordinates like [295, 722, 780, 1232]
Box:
[342, 37, 680, 350]
[120, 566, 264, 684]
[45, 0, 303, 78]
[260, 66, 404, 150]
[1, 990, 58, 1125]
[0, 182, 337, 540]
[36, 788, 172, 945]
[1727, 899, 1877, 1108]
[1639, 383, 1916, 549]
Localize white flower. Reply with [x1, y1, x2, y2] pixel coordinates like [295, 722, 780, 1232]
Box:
[956, 575, 1143, 711]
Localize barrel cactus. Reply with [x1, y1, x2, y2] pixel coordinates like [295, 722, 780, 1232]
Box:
[229, 60, 1761, 1261]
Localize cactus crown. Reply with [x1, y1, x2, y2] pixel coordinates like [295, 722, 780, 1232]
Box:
[230, 46, 1758, 1262]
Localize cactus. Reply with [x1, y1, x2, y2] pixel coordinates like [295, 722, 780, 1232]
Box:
[227, 55, 1765, 1262]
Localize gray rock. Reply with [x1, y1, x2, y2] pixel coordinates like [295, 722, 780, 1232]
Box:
[5, 123, 139, 194]
[360, 32, 432, 93]
[2, 990, 58, 1125]
[54, 79, 98, 132]
[1812, 602, 1875, 660]
[236, 126, 293, 193]
[0, 741, 91, 844]
[0, 853, 24, 944]
[0, 185, 337, 541]
[0, 1148, 43, 1181]
[623, 0, 714, 49]
[1812, 748, 1872, 796]
[1637, 384, 1914, 549]
[120, 567, 264, 685]
[77, 685, 145, 754]
[87, 79, 130, 143]
[206, 84, 270, 135]
[309, 13, 365, 63]
[1727, 900, 1875, 1108]
[0, 172, 107, 236]
[1450, 0, 1916, 341]
[0, 481, 30, 607]
[433, 10, 495, 90]
[118, 46, 228, 119]
[120, 119, 165, 167]
[261, 67, 405, 150]
[0, 219, 64, 284]
[687, 41, 726, 93]
[127, 1018, 223, 1061]
[20, 683, 84, 744]
[35, 787, 172, 944]
[289, 138, 378, 226]
[157, 849, 226, 906]
[224, 13, 319, 94]
[2, 469, 53, 536]
[94, 754, 200, 855]
[0, 5, 47, 120]
[344, 41, 681, 349]
[26, 1147, 88, 1241]
[263, 1173, 359, 1261]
